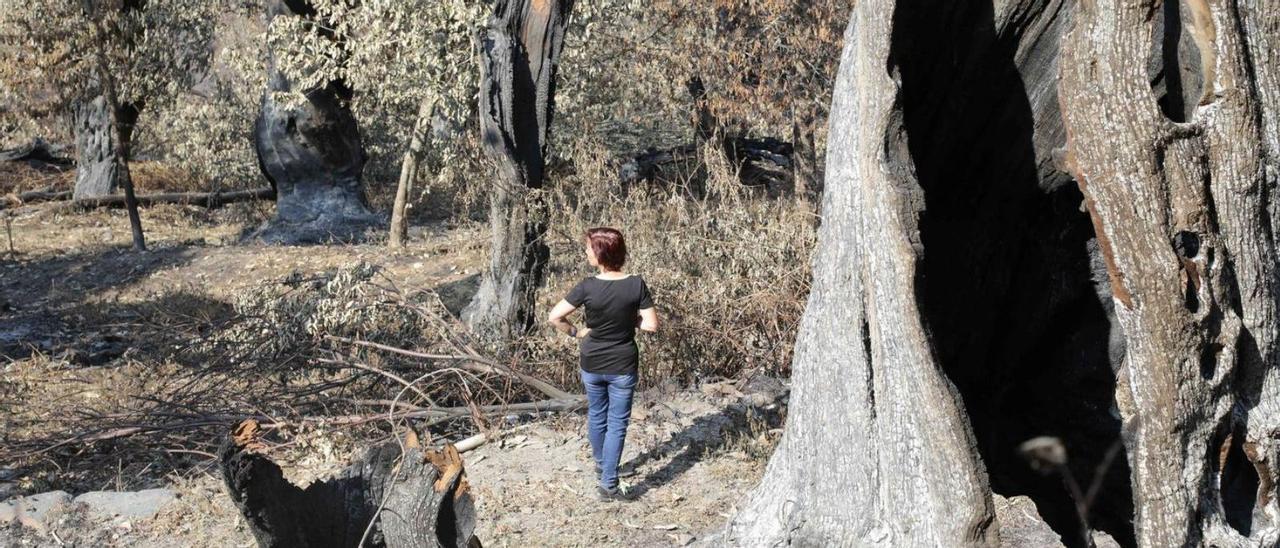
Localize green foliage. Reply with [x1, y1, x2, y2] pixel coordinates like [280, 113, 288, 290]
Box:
[0, 0, 217, 110]
[265, 0, 485, 204]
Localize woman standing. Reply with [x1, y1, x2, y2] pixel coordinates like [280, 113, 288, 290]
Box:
[548, 227, 659, 501]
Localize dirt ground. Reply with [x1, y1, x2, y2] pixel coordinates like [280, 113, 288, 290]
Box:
[0, 200, 780, 546]
[1, 389, 778, 547]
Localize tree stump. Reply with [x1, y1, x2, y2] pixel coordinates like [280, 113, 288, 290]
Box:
[219, 420, 479, 548]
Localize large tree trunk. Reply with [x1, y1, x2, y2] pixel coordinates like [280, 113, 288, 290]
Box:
[1059, 1, 1280, 545]
[725, 5, 997, 545]
[250, 0, 378, 245]
[462, 0, 574, 342]
[728, 0, 1280, 546]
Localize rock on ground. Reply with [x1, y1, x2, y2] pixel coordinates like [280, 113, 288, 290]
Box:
[73, 489, 177, 520]
[0, 491, 73, 531]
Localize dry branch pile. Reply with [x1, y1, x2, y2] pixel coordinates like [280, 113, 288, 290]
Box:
[0, 264, 578, 488]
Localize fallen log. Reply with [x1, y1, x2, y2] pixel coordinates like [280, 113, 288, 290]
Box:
[3, 187, 276, 212]
[219, 419, 480, 548]
[617, 137, 793, 188]
[14, 190, 72, 203]
[68, 187, 276, 210]
[618, 77, 794, 190]
[0, 138, 72, 165]
[1, 189, 72, 211]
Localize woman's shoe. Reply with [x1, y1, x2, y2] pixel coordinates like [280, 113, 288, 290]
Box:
[595, 485, 632, 502]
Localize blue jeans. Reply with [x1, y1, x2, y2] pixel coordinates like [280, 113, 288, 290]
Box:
[580, 369, 637, 490]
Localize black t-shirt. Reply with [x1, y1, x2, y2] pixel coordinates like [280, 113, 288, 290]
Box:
[565, 275, 654, 375]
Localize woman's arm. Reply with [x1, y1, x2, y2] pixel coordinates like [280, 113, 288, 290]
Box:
[548, 300, 588, 338]
[637, 307, 658, 333]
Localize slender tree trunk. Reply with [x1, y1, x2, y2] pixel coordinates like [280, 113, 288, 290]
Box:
[463, 0, 574, 343]
[390, 97, 436, 249]
[1060, 1, 1280, 545]
[79, 1, 145, 251]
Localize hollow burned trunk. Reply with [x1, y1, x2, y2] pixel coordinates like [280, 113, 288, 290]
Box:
[219, 420, 479, 548]
[728, 0, 1278, 546]
[72, 96, 140, 200]
[250, 0, 378, 245]
[462, 0, 574, 343]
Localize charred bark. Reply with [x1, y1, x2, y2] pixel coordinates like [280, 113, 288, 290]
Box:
[219, 420, 479, 548]
[250, 0, 378, 245]
[724, 5, 998, 544]
[0, 138, 71, 166]
[463, 0, 574, 342]
[72, 96, 140, 200]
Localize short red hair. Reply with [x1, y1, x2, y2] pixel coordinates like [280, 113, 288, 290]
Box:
[587, 227, 627, 270]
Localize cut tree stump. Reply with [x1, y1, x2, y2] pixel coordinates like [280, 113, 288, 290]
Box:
[219, 420, 480, 548]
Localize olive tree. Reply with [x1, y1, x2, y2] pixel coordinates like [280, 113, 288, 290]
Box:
[261, 0, 483, 245]
[0, 0, 215, 204]
[725, 0, 1279, 546]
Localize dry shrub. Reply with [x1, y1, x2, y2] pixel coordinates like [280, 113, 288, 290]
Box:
[0, 161, 71, 195]
[519, 139, 817, 388]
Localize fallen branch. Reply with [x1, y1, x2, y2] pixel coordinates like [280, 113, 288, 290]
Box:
[33, 187, 276, 212]
[3, 189, 72, 208]
[327, 335, 579, 401]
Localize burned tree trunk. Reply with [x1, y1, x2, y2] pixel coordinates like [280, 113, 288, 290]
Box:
[463, 0, 574, 342]
[1060, 1, 1280, 545]
[723, 6, 997, 545]
[219, 420, 478, 548]
[72, 96, 140, 200]
[728, 0, 1280, 546]
[250, 0, 378, 245]
[726, 0, 1143, 545]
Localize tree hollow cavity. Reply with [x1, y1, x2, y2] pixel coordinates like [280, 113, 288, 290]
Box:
[1220, 427, 1262, 535]
[889, 1, 1135, 546]
[1150, 0, 1209, 123]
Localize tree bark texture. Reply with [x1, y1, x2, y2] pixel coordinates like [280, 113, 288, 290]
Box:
[728, 0, 1280, 546]
[219, 420, 479, 548]
[1060, 1, 1280, 545]
[724, 0, 1163, 545]
[251, 0, 378, 245]
[725, 6, 998, 545]
[463, 0, 574, 342]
